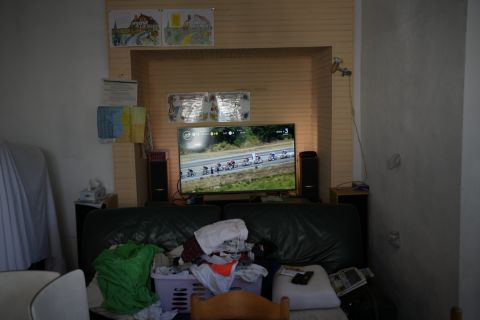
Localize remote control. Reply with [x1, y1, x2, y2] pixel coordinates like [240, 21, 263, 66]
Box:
[291, 271, 314, 285]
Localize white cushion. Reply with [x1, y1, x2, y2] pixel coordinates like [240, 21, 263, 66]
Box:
[272, 265, 340, 310]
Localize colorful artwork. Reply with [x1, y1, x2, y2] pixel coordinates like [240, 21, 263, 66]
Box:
[162, 9, 214, 46]
[97, 106, 146, 143]
[109, 10, 161, 47]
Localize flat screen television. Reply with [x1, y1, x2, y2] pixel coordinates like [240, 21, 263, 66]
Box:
[177, 123, 296, 195]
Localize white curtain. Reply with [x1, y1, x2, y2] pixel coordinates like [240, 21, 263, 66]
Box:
[0, 141, 65, 272]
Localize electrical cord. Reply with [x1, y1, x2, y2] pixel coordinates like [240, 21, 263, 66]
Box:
[171, 176, 188, 204]
[332, 73, 369, 190]
[348, 75, 368, 181]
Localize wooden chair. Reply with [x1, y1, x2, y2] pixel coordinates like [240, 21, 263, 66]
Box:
[191, 290, 289, 320]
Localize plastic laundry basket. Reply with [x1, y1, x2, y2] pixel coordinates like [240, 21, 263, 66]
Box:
[151, 272, 262, 313]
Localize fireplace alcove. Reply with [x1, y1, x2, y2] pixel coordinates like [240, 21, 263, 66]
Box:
[117, 47, 340, 204]
[106, 0, 355, 206]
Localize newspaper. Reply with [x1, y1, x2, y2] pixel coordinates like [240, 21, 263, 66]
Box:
[328, 267, 367, 296]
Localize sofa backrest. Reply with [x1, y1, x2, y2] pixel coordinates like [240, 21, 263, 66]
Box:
[80, 202, 364, 282]
[79, 205, 221, 282]
[223, 203, 364, 274]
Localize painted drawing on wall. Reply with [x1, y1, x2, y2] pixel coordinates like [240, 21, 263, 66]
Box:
[162, 9, 214, 46]
[109, 10, 161, 47]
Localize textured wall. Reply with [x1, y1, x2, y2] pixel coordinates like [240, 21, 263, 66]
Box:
[361, 0, 467, 319]
[106, 0, 355, 205]
[459, 1, 480, 319]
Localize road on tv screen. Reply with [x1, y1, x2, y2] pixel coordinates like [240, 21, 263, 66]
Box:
[180, 147, 294, 179]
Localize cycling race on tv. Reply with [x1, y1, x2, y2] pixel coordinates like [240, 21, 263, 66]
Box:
[178, 124, 296, 194]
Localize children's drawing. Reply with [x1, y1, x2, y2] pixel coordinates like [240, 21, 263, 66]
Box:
[213, 92, 251, 122]
[167, 92, 250, 123]
[162, 9, 214, 46]
[109, 10, 161, 47]
[168, 93, 210, 123]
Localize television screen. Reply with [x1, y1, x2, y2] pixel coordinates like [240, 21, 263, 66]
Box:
[178, 124, 296, 195]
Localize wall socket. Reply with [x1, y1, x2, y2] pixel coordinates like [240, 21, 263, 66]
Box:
[388, 231, 401, 248]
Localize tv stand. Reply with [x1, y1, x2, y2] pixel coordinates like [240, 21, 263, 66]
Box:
[199, 193, 310, 206]
[201, 193, 252, 207]
[203, 193, 252, 203]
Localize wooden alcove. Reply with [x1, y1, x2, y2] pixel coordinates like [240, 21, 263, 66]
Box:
[106, 0, 355, 206]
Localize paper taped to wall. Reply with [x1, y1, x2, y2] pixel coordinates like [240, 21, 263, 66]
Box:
[97, 106, 146, 143]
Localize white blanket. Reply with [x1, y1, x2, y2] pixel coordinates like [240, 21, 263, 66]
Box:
[0, 141, 65, 272]
[194, 218, 248, 255]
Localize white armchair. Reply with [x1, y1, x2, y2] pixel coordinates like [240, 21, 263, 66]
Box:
[0, 270, 60, 320]
[30, 269, 90, 320]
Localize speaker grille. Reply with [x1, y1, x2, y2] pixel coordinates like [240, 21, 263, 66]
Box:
[299, 151, 319, 202]
[148, 152, 168, 202]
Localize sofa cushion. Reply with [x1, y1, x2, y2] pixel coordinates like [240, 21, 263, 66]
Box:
[272, 265, 340, 310]
[80, 205, 221, 283]
[223, 203, 364, 273]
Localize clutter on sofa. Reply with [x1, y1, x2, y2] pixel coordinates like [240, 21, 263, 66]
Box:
[150, 219, 269, 313]
[80, 203, 396, 320]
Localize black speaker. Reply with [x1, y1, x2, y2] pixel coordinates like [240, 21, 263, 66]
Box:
[148, 160, 168, 202]
[299, 151, 319, 202]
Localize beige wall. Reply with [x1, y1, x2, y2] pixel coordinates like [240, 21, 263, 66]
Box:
[107, 0, 354, 205]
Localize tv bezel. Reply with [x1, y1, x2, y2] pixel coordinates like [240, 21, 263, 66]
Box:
[177, 123, 297, 196]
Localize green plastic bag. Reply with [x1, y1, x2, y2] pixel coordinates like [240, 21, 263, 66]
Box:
[94, 240, 162, 314]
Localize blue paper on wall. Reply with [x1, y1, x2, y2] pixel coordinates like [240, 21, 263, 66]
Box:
[97, 106, 124, 139]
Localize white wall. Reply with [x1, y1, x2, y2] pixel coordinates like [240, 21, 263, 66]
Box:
[0, 0, 112, 268]
[1, 5, 477, 317]
[353, 0, 364, 181]
[459, 0, 480, 319]
[361, 0, 467, 319]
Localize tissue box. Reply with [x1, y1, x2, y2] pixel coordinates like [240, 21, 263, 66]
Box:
[79, 187, 106, 202]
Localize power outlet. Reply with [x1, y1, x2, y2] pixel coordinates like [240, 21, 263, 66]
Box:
[388, 231, 400, 248]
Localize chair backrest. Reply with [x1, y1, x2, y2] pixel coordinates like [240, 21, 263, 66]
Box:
[191, 291, 289, 320]
[0, 270, 60, 320]
[30, 269, 90, 320]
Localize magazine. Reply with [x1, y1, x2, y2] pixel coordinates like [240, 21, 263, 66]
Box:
[328, 267, 367, 296]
